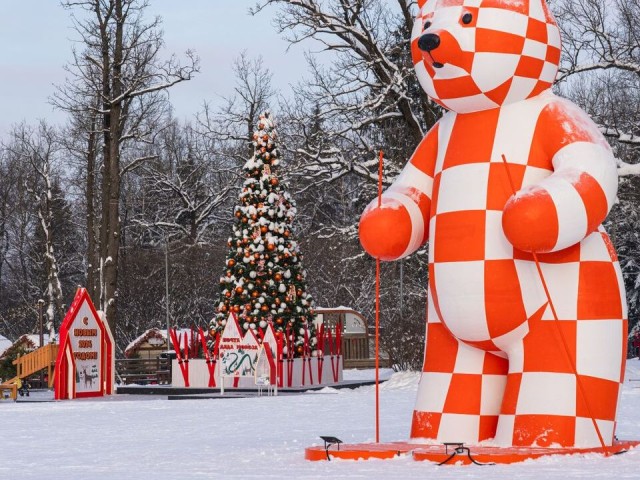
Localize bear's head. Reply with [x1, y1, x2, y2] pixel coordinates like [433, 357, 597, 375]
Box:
[411, 0, 561, 113]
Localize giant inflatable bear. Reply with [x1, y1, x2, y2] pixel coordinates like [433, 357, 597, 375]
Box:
[359, 0, 627, 448]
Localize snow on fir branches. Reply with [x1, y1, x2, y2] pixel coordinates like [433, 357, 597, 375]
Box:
[211, 112, 318, 357]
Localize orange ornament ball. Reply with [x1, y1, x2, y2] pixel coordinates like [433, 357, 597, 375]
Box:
[267, 244, 275, 251]
[296, 346, 304, 354]
[274, 273, 283, 282]
[235, 286, 244, 294]
[224, 291, 231, 298]
[260, 226, 268, 234]
[228, 259, 236, 267]
[270, 178, 278, 186]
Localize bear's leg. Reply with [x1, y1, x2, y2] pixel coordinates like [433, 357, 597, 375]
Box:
[410, 316, 509, 444]
[495, 316, 626, 448]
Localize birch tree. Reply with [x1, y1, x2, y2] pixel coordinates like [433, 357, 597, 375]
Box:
[4, 123, 71, 338]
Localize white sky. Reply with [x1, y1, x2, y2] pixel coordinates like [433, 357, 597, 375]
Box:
[0, 0, 309, 138]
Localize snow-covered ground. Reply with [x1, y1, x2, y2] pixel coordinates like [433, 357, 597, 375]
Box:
[2, 362, 640, 479]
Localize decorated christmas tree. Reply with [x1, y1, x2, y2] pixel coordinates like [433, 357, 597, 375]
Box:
[211, 112, 317, 357]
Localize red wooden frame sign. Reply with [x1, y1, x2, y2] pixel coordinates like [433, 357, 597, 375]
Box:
[54, 288, 114, 400]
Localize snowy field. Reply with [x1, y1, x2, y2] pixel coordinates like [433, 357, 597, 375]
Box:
[2, 363, 640, 480]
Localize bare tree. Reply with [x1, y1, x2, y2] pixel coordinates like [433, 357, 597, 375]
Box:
[555, 0, 640, 175]
[199, 52, 275, 162]
[52, 0, 199, 339]
[252, 0, 440, 187]
[127, 120, 237, 246]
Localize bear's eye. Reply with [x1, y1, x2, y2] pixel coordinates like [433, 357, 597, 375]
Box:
[424, 21, 432, 30]
[462, 13, 473, 25]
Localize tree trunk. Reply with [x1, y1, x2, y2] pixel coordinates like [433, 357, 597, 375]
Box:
[86, 113, 99, 302]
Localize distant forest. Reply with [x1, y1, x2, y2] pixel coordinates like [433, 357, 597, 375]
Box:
[0, 0, 638, 368]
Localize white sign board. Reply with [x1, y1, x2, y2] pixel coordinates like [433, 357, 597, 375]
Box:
[218, 314, 260, 378]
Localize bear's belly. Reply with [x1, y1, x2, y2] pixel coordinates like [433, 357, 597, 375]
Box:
[430, 258, 533, 349]
[428, 200, 544, 348]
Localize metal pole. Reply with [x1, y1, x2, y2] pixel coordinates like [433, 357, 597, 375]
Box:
[374, 150, 384, 443]
[165, 238, 171, 352]
[38, 299, 44, 348]
[38, 299, 44, 386]
[399, 260, 404, 320]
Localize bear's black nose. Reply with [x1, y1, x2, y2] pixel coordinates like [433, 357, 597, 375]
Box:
[418, 33, 440, 52]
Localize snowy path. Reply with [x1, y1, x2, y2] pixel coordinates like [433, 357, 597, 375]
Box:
[1, 364, 639, 479]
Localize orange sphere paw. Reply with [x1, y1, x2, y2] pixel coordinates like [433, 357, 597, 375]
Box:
[502, 189, 559, 253]
[359, 200, 412, 260]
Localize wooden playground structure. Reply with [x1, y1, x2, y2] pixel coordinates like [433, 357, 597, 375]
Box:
[0, 343, 58, 401]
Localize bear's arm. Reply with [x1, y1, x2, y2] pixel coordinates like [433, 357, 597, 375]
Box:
[359, 123, 438, 261]
[502, 98, 618, 253]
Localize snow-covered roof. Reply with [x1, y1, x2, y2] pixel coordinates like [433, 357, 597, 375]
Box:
[316, 306, 357, 311]
[0, 333, 55, 360]
[24, 334, 52, 348]
[124, 328, 194, 358]
[124, 328, 166, 358]
[0, 334, 12, 357]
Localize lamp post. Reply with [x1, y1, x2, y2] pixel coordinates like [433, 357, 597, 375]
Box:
[38, 299, 45, 386]
[165, 237, 170, 352]
[37, 299, 45, 348]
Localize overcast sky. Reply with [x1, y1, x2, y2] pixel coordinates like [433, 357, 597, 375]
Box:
[0, 1, 310, 138]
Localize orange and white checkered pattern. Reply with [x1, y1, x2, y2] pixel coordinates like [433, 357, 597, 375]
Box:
[359, 0, 626, 449]
[410, 0, 561, 113]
